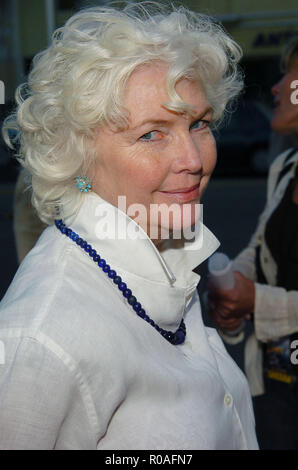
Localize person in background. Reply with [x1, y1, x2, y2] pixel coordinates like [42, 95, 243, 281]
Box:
[0, 3, 258, 450]
[208, 37, 298, 450]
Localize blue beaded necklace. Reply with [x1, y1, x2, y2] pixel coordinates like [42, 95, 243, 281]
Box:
[55, 220, 186, 345]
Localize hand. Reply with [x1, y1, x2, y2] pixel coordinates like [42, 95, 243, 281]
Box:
[207, 271, 255, 331]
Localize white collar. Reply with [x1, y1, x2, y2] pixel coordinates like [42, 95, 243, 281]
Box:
[67, 192, 220, 331]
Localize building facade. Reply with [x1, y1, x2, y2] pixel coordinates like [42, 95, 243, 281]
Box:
[1, 0, 298, 103]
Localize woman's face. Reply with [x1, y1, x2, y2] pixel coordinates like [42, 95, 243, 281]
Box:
[92, 63, 217, 242]
[271, 55, 298, 135]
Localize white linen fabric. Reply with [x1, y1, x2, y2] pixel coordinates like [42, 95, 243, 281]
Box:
[223, 148, 298, 397]
[0, 193, 258, 450]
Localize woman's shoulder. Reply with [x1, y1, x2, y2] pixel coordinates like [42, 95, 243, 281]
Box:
[0, 225, 72, 315]
[0, 230, 134, 405]
[0, 226, 118, 343]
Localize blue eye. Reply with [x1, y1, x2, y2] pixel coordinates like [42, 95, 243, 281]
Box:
[190, 120, 209, 130]
[140, 131, 154, 141]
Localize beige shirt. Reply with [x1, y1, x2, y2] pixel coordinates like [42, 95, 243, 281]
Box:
[0, 193, 258, 449]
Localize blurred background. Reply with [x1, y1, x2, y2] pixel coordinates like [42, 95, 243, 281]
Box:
[0, 0, 298, 369]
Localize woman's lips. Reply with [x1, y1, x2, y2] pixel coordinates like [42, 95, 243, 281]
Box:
[159, 183, 200, 202]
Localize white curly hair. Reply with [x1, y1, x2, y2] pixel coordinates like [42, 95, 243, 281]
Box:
[3, 1, 243, 224]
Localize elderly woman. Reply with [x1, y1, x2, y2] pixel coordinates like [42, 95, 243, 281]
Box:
[209, 38, 298, 449]
[0, 3, 258, 450]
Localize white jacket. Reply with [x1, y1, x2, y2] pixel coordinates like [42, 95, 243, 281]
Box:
[0, 193, 258, 449]
[228, 148, 298, 397]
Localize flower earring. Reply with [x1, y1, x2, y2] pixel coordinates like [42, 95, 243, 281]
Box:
[75, 175, 92, 193]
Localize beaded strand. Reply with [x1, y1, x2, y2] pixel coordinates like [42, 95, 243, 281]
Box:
[55, 219, 186, 345]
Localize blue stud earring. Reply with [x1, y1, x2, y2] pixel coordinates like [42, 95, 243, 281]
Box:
[75, 175, 92, 193]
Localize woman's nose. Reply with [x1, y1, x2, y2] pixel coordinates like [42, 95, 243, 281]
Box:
[173, 135, 203, 173]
